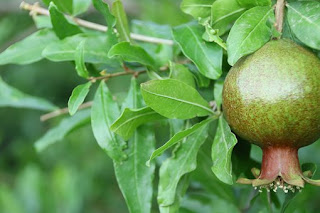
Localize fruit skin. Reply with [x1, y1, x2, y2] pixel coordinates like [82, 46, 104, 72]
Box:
[222, 39, 320, 189]
[223, 39, 320, 149]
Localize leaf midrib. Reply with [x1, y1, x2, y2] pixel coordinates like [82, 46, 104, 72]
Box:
[143, 89, 212, 114]
[212, 8, 246, 25]
[115, 2, 130, 42]
[185, 25, 217, 71]
[112, 111, 157, 132]
[218, 117, 232, 177]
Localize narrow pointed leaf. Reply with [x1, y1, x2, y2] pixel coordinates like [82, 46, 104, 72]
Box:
[227, 6, 274, 65]
[180, 0, 214, 18]
[111, 107, 165, 140]
[0, 29, 58, 65]
[68, 82, 92, 116]
[172, 23, 223, 79]
[158, 122, 209, 206]
[43, 34, 117, 63]
[108, 41, 156, 68]
[141, 79, 213, 119]
[0, 76, 57, 111]
[214, 80, 224, 110]
[114, 126, 155, 213]
[148, 118, 215, 164]
[91, 81, 126, 162]
[114, 78, 155, 213]
[49, 2, 82, 39]
[75, 40, 89, 78]
[93, 0, 116, 29]
[211, 115, 238, 185]
[112, 0, 131, 42]
[35, 109, 91, 152]
[287, 1, 320, 50]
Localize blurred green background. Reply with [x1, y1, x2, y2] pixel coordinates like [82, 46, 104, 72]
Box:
[0, 0, 189, 212]
[1, 0, 320, 213]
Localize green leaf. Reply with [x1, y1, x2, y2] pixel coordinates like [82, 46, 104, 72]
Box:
[114, 126, 155, 213]
[0, 76, 57, 111]
[227, 6, 273, 65]
[91, 81, 126, 162]
[92, 0, 116, 29]
[108, 41, 156, 68]
[187, 64, 210, 88]
[169, 61, 196, 88]
[211, 0, 246, 36]
[287, 1, 320, 50]
[180, 193, 240, 213]
[33, 15, 53, 29]
[112, 0, 131, 42]
[180, 0, 214, 18]
[35, 109, 91, 152]
[49, 2, 82, 39]
[114, 77, 155, 213]
[132, 20, 172, 40]
[75, 40, 89, 78]
[282, 17, 303, 45]
[111, 107, 165, 140]
[43, 34, 117, 63]
[68, 82, 91, 116]
[0, 185, 24, 213]
[214, 79, 224, 111]
[141, 79, 213, 119]
[131, 20, 173, 67]
[43, 0, 73, 14]
[193, 146, 235, 203]
[157, 122, 209, 206]
[172, 23, 223, 79]
[147, 118, 215, 165]
[211, 115, 238, 185]
[236, 0, 271, 8]
[73, 0, 91, 15]
[0, 29, 58, 65]
[159, 175, 190, 213]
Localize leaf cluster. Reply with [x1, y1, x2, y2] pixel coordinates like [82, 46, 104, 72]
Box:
[0, 0, 320, 212]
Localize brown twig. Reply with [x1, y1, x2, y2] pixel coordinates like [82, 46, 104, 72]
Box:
[274, 0, 285, 37]
[40, 101, 93, 122]
[89, 70, 147, 82]
[20, 1, 174, 45]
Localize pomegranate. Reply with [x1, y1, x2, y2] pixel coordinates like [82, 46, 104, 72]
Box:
[222, 39, 320, 192]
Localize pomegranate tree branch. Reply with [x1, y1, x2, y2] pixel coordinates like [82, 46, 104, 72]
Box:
[274, 0, 285, 36]
[20, 1, 174, 45]
[40, 101, 93, 122]
[89, 70, 147, 82]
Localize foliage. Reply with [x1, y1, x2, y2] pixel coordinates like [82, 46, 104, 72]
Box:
[1, 0, 320, 212]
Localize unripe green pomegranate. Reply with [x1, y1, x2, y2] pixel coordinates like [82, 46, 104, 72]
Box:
[222, 39, 320, 192]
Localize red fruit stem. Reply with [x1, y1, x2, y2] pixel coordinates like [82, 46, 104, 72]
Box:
[256, 146, 304, 187]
